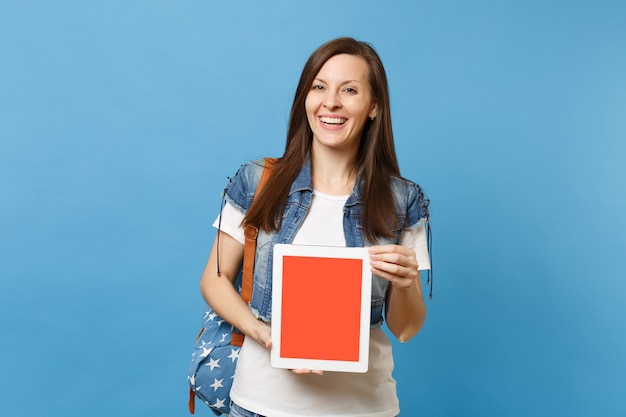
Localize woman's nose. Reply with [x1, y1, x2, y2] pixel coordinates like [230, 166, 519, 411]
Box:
[323, 91, 341, 109]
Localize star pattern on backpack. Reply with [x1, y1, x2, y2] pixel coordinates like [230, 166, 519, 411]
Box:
[188, 306, 241, 414]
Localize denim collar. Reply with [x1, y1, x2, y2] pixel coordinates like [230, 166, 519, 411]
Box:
[288, 156, 363, 207]
[288, 157, 314, 194]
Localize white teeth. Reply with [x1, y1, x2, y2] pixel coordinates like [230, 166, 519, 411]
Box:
[320, 117, 346, 125]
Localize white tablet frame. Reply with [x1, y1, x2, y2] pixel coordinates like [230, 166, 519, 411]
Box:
[270, 244, 371, 373]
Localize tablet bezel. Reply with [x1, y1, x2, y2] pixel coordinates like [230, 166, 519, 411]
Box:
[270, 244, 372, 373]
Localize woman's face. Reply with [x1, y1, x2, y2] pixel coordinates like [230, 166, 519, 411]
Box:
[305, 54, 377, 154]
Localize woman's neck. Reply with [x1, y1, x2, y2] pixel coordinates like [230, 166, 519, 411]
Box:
[310, 147, 358, 196]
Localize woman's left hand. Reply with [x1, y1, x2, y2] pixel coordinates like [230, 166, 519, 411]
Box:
[368, 244, 420, 288]
[368, 244, 426, 342]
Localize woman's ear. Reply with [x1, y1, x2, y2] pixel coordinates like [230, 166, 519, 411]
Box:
[369, 104, 378, 120]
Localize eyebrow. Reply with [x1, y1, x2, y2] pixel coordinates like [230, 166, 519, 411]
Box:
[314, 78, 364, 86]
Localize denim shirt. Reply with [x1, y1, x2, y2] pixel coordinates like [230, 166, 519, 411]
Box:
[223, 158, 430, 328]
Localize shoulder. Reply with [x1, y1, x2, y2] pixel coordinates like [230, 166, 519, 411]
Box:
[223, 159, 266, 212]
[230, 159, 266, 185]
[390, 176, 430, 228]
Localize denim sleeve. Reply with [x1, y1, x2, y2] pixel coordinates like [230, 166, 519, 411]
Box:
[222, 159, 264, 213]
[405, 181, 430, 229]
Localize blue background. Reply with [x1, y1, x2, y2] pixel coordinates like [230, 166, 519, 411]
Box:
[2, 1, 625, 416]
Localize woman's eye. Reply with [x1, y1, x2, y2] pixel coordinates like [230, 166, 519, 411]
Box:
[343, 87, 357, 94]
[311, 85, 325, 90]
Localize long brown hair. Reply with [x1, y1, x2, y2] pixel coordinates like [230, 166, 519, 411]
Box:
[244, 37, 401, 241]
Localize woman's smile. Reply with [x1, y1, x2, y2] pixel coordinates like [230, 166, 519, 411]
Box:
[318, 114, 348, 129]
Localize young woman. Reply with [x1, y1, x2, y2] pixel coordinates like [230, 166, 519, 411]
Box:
[200, 37, 431, 417]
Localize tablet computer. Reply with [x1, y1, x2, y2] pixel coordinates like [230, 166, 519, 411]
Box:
[271, 244, 372, 373]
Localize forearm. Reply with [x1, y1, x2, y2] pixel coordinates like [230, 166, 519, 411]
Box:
[199, 233, 268, 342]
[201, 272, 264, 338]
[385, 274, 427, 343]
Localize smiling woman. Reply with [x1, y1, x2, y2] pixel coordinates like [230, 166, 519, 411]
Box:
[194, 37, 432, 417]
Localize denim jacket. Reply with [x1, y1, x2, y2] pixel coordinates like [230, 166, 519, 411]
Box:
[222, 158, 430, 328]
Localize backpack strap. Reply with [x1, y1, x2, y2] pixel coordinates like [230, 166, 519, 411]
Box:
[231, 157, 276, 347]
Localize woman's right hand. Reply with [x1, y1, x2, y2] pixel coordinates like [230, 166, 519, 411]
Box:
[252, 322, 321, 374]
[251, 321, 321, 375]
[252, 321, 272, 350]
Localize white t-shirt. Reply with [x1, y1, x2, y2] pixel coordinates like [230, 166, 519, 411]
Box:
[213, 190, 430, 417]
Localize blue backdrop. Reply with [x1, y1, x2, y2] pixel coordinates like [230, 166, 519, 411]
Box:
[1, 1, 625, 416]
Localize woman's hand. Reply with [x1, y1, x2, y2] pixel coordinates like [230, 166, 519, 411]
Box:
[252, 323, 321, 375]
[368, 244, 426, 342]
[368, 244, 420, 288]
[290, 369, 324, 375]
[251, 321, 272, 350]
